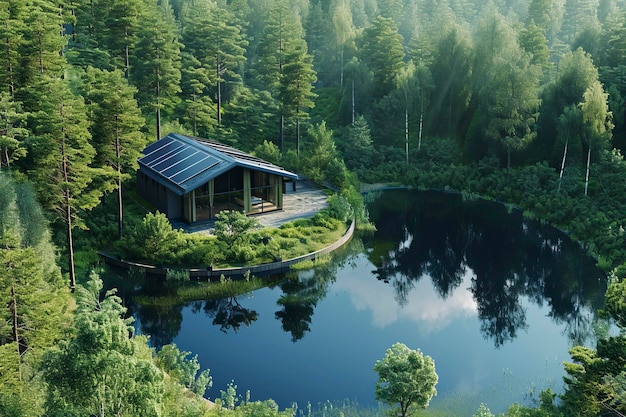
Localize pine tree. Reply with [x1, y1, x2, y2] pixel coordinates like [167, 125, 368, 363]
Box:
[331, 0, 356, 88]
[180, 0, 247, 126]
[254, 0, 312, 151]
[92, 0, 143, 76]
[131, 0, 182, 140]
[17, 0, 67, 93]
[0, 172, 70, 411]
[41, 274, 165, 416]
[429, 24, 472, 139]
[81, 67, 146, 237]
[279, 42, 317, 157]
[357, 16, 405, 98]
[0, 93, 28, 169]
[26, 76, 100, 289]
[0, 0, 26, 97]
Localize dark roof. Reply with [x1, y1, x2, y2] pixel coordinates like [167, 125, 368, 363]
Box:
[138, 133, 298, 196]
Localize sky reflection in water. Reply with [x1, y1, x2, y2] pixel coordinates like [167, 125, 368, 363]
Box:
[125, 190, 606, 416]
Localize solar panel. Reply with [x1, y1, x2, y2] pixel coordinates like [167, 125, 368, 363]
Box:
[161, 151, 204, 177]
[170, 156, 221, 184]
[152, 146, 196, 173]
[141, 140, 184, 166]
[141, 133, 298, 194]
[143, 135, 174, 154]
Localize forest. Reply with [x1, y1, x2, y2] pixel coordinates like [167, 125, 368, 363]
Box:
[2, 0, 626, 415]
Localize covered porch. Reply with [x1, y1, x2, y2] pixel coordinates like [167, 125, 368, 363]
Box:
[182, 166, 286, 223]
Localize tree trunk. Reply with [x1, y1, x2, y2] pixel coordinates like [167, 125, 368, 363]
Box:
[115, 122, 123, 238]
[405, 108, 409, 165]
[124, 28, 130, 79]
[192, 92, 197, 136]
[351, 78, 355, 125]
[7, 36, 15, 97]
[418, 90, 423, 151]
[61, 124, 76, 290]
[507, 147, 511, 171]
[558, 138, 568, 194]
[66, 192, 76, 290]
[217, 56, 222, 125]
[584, 145, 591, 196]
[155, 46, 161, 140]
[280, 114, 284, 153]
[340, 46, 344, 89]
[11, 281, 19, 348]
[296, 117, 300, 158]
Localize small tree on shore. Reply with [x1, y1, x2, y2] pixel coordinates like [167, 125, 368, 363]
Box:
[374, 342, 438, 417]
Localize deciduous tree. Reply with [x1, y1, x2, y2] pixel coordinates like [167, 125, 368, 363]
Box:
[374, 342, 438, 417]
[41, 274, 165, 416]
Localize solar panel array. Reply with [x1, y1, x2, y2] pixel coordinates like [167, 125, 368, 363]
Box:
[194, 136, 298, 178]
[139, 135, 222, 189]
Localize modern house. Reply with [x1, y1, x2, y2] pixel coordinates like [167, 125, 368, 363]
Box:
[137, 133, 298, 223]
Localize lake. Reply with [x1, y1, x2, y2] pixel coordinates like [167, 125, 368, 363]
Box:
[105, 189, 607, 416]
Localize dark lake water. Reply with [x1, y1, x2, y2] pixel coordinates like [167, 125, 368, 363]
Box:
[104, 190, 607, 415]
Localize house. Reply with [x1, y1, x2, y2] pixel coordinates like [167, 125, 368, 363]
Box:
[137, 133, 298, 223]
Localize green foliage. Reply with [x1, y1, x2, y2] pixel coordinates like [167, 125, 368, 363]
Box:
[604, 276, 626, 329]
[253, 140, 283, 165]
[211, 381, 294, 416]
[357, 16, 405, 97]
[41, 274, 165, 416]
[374, 342, 438, 417]
[327, 193, 353, 223]
[214, 210, 260, 247]
[8, 1, 626, 415]
[473, 403, 495, 417]
[302, 121, 348, 188]
[0, 92, 28, 169]
[117, 211, 185, 264]
[155, 343, 212, 396]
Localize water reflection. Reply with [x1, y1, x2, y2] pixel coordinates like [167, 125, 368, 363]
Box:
[274, 242, 362, 342]
[193, 298, 258, 333]
[367, 190, 606, 347]
[336, 264, 477, 330]
[103, 190, 606, 350]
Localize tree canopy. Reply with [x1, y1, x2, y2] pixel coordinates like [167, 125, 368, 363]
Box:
[374, 342, 438, 417]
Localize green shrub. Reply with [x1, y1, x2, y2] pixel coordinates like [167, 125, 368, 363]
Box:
[232, 244, 256, 263]
[116, 211, 184, 264]
[327, 194, 353, 223]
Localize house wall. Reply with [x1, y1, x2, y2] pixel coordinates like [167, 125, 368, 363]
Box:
[138, 167, 288, 223]
[137, 170, 182, 218]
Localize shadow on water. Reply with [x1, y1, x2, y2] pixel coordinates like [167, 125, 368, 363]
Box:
[103, 190, 606, 350]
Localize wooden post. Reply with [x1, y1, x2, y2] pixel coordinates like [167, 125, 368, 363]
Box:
[243, 169, 251, 212]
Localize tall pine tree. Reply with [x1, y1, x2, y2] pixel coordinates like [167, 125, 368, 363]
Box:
[27, 76, 100, 289]
[81, 67, 146, 238]
[131, 0, 181, 140]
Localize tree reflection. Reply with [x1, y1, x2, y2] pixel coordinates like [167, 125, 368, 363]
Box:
[102, 190, 606, 349]
[275, 269, 333, 342]
[199, 297, 258, 333]
[100, 267, 184, 347]
[133, 303, 183, 347]
[367, 190, 605, 348]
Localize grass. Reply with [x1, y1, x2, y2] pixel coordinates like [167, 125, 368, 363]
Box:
[134, 274, 284, 306]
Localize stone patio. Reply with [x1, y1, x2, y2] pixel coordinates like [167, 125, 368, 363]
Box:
[172, 180, 329, 234]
